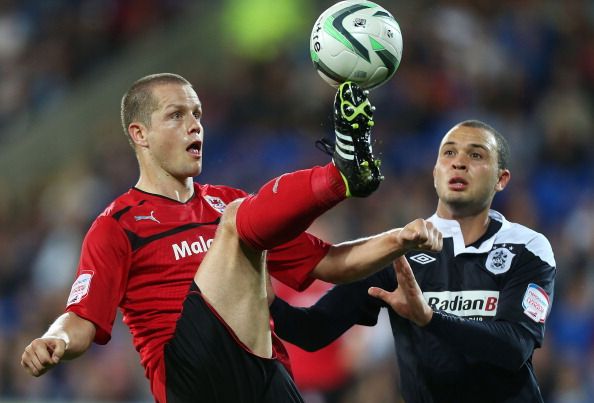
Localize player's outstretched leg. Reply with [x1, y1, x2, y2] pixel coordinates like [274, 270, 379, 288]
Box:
[234, 81, 383, 252]
[194, 82, 383, 359]
[181, 83, 384, 403]
[332, 81, 383, 197]
[236, 163, 346, 251]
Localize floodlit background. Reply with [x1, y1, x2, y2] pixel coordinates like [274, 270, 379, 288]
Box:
[0, 0, 593, 402]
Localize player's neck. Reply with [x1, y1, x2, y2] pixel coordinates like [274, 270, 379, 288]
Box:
[456, 214, 491, 246]
[436, 204, 491, 246]
[135, 174, 194, 202]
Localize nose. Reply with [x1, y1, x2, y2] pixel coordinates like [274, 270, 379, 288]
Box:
[451, 155, 467, 170]
[188, 117, 203, 136]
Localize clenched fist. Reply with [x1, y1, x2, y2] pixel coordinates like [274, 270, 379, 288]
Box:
[395, 218, 443, 254]
[21, 337, 67, 377]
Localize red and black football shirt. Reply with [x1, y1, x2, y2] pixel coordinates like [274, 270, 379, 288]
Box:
[65, 182, 330, 396]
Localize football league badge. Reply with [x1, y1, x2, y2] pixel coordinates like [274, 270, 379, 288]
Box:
[67, 270, 94, 306]
[522, 283, 550, 323]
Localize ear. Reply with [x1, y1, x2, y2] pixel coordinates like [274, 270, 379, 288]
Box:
[495, 169, 511, 192]
[128, 123, 149, 148]
[432, 166, 437, 188]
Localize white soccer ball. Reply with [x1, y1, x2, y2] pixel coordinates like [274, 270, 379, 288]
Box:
[310, 1, 403, 90]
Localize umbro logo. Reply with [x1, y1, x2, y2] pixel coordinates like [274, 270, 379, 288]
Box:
[409, 253, 436, 265]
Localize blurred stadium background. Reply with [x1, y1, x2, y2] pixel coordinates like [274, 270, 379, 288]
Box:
[0, 0, 592, 401]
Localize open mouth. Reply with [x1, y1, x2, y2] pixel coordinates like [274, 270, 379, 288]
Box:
[448, 177, 468, 190]
[186, 141, 202, 156]
[449, 177, 468, 185]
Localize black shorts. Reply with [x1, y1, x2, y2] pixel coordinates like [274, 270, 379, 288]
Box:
[164, 282, 304, 403]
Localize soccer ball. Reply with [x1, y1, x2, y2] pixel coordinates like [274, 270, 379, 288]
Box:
[310, 1, 403, 90]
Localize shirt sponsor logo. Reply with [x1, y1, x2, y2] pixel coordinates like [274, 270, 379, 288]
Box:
[485, 247, 515, 274]
[424, 290, 499, 317]
[522, 283, 549, 323]
[204, 196, 227, 214]
[172, 235, 213, 260]
[66, 270, 94, 306]
[409, 253, 436, 265]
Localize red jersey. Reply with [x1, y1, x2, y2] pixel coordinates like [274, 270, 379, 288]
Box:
[65, 183, 330, 399]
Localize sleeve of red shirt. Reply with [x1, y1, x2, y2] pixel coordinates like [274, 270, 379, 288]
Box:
[65, 215, 132, 345]
[266, 232, 330, 291]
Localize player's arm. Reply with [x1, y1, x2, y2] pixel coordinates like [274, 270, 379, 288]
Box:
[426, 238, 555, 371]
[21, 312, 96, 377]
[422, 312, 536, 371]
[371, 251, 555, 371]
[271, 268, 390, 351]
[427, 252, 555, 371]
[21, 215, 130, 377]
[311, 218, 442, 283]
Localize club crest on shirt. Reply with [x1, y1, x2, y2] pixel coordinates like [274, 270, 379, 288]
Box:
[204, 195, 227, 214]
[485, 247, 515, 274]
[66, 270, 94, 306]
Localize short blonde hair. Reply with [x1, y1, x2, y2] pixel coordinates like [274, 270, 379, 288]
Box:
[120, 73, 192, 145]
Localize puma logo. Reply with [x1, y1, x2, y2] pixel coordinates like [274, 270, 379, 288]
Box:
[134, 211, 160, 223]
[273, 174, 286, 194]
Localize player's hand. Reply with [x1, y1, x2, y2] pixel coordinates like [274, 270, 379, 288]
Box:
[368, 256, 433, 327]
[395, 218, 442, 254]
[21, 337, 67, 377]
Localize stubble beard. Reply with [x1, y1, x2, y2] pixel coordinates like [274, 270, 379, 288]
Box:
[441, 190, 492, 218]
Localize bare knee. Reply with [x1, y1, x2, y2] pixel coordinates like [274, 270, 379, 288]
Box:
[198, 198, 264, 279]
[218, 198, 243, 236]
[218, 198, 260, 253]
[220, 197, 264, 254]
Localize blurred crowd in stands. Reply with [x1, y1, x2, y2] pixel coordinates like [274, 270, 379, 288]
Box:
[0, 0, 593, 402]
